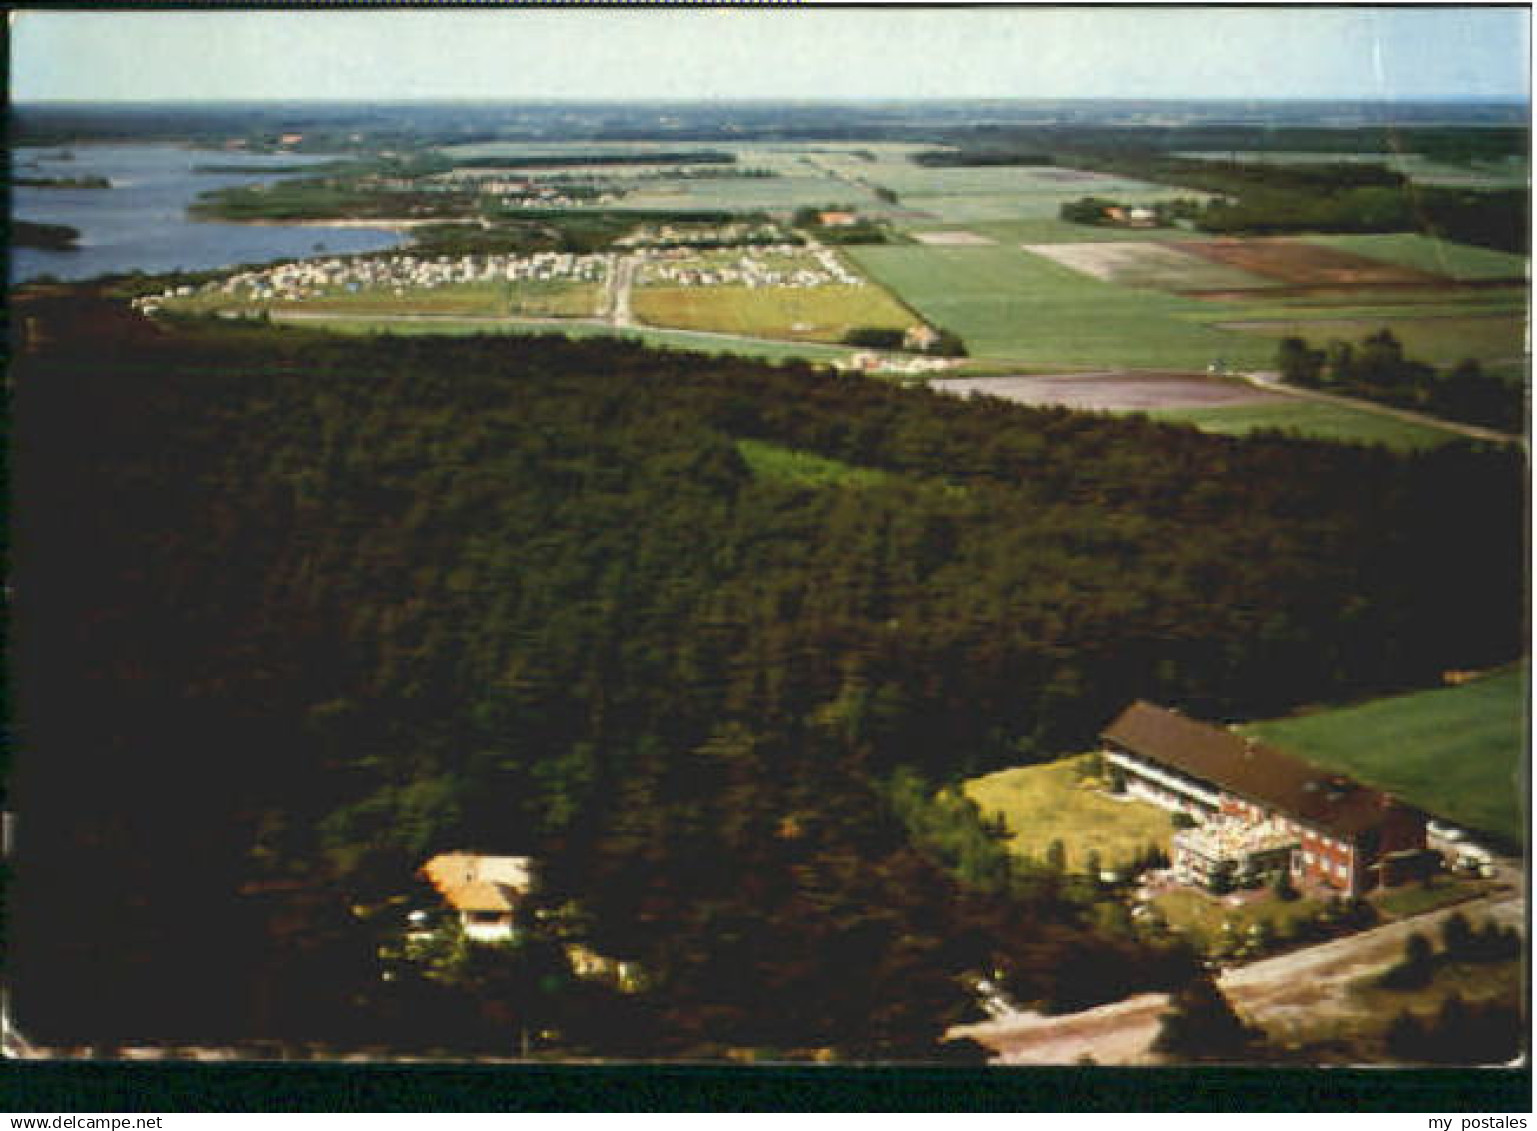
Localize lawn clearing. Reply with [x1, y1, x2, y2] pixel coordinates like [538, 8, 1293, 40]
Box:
[632, 282, 913, 343]
[963, 755, 1173, 871]
[1152, 886, 1324, 951]
[1372, 875, 1498, 921]
[1146, 399, 1456, 450]
[845, 244, 1275, 369]
[1241, 665, 1528, 844]
[735, 439, 890, 488]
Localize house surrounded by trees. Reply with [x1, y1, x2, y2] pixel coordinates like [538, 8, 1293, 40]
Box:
[1101, 702, 1430, 895]
[420, 852, 535, 943]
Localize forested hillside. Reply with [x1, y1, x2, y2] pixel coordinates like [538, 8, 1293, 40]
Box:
[11, 323, 1525, 1056]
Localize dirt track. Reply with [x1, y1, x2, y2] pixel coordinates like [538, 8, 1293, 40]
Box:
[1238, 370, 1522, 444]
[949, 891, 1523, 1065]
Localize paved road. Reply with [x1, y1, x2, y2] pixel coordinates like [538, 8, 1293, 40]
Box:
[1239, 370, 1523, 445]
[951, 890, 1523, 1065]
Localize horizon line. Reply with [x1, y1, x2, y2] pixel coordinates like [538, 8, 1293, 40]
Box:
[13, 95, 1532, 108]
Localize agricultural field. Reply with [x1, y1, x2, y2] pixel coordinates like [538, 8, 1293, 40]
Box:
[1172, 237, 1446, 291]
[962, 755, 1174, 872]
[270, 310, 867, 364]
[616, 174, 871, 213]
[912, 230, 997, 247]
[633, 282, 910, 343]
[1173, 150, 1531, 190]
[932, 371, 1469, 448]
[1145, 399, 1457, 451]
[845, 243, 1275, 369]
[1299, 234, 1528, 283]
[162, 277, 599, 320]
[931, 371, 1281, 412]
[963, 217, 1202, 246]
[828, 162, 1178, 212]
[1241, 665, 1528, 844]
[1023, 241, 1274, 291]
[162, 140, 1529, 405]
[631, 246, 916, 342]
[1214, 313, 1527, 369]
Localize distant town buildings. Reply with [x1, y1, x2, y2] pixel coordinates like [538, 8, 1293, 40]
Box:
[817, 210, 859, 228]
[133, 250, 611, 311]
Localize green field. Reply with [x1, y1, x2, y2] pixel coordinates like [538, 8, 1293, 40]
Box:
[1174, 150, 1532, 191]
[846, 243, 1276, 368]
[1146, 399, 1458, 450]
[735, 439, 890, 488]
[1217, 313, 1527, 368]
[1242, 665, 1528, 843]
[633, 282, 913, 343]
[958, 217, 1201, 245]
[505, 280, 599, 318]
[963, 755, 1174, 871]
[169, 279, 599, 320]
[1025, 241, 1274, 292]
[268, 311, 864, 363]
[1203, 289, 1528, 322]
[1300, 234, 1528, 283]
[618, 174, 871, 213]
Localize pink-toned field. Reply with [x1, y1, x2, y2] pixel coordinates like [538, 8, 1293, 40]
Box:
[1024, 241, 1272, 290]
[912, 229, 997, 246]
[1174, 238, 1447, 288]
[930, 372, 1284, 411]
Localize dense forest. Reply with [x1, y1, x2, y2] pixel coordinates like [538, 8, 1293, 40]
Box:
[11, 317, 1525, 1057]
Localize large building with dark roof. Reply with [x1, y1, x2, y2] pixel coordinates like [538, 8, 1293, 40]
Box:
[1100, 701, 1428, 895]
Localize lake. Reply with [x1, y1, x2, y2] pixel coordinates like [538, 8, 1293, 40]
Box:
[11, 144, 406, 283]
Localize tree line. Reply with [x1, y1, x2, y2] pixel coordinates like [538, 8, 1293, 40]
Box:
[1277, 331, 1523, 433]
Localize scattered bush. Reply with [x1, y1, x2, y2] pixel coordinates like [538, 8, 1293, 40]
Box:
[1385, 994, 1524, 1064]
[1153, 973, 1264, 1062]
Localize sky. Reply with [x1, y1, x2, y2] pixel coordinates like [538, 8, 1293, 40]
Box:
[10, 6, 1531, 104]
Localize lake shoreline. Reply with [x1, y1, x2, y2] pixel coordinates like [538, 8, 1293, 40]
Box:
[191, 216, 460, 233]
[12, 142, 407, 283]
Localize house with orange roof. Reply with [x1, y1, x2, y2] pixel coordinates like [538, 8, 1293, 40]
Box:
[420, 852, 534, 943]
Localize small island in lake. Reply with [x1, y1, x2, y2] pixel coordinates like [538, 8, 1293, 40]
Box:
[15, 219, 83, 250]
[14, 174, 112, 189]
